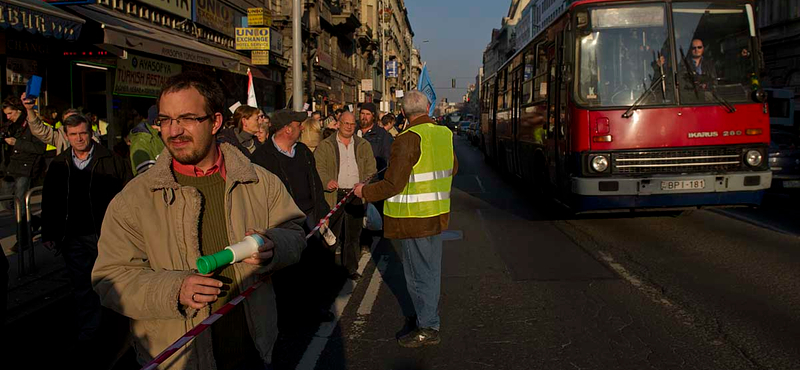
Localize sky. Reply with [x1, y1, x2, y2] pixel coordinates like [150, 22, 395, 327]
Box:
[405, 0, 509, 103]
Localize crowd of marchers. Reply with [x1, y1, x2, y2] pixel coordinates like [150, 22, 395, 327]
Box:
[1, 70, 456, 370]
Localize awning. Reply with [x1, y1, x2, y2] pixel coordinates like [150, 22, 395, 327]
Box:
[69, 5, 238, 71]
[0, 0, 84, 41]
[216, 49, 272, 80]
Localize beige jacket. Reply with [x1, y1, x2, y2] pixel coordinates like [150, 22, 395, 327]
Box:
[92, 143, 306, 369]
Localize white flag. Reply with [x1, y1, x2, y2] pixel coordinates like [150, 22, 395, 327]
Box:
[247, 68, 258, 108]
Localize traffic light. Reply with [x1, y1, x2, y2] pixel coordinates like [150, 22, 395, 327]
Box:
[452, 79, 456, 88]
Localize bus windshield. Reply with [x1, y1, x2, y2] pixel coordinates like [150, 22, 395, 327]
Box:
[578, 4, 673, 107]
[577, 2, 759, 108]
[673, 2, 758, 105]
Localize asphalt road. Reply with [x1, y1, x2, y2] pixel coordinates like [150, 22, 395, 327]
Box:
[4, 135, 800, 370]
[274, 134, 800, 370]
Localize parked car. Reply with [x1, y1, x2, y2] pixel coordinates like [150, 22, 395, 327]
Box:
[467, 122, 478, 144]
[457, 122, 470, 136]
[769, 127, 800, 189]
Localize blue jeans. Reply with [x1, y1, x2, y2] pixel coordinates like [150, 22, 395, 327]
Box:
[400, 234, 443, 330]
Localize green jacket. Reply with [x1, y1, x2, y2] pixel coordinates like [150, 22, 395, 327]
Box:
[129, 122, 165, 175]
[314, 133, 377, 209]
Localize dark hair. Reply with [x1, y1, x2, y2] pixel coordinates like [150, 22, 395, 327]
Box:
[62, 108, 80, 120]
[312, 110, 322, 117]
[63, 114, 92, 131]
[157, 71, 225, 116]
[2, 97, 23, 112]
[335, 108, 344, 115]
[228, 105, 259, 130]
[42, 106, 59, 121]
[381, 113, 396, 126]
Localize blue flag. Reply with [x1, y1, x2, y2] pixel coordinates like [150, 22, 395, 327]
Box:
[417, 64, 437, 117]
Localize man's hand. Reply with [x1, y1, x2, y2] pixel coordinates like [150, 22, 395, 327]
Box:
[354, 183, 364, 198]
[327, 180, 339, 191]
[4, 137, 16, 146]
[241, 229, 275, 266]
[42, 241, 56, 251]
[179, 274, 223, 309]
[20, 92, 35, 113]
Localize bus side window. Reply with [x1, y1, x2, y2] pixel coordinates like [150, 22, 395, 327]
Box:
[533, 44, 549, 101]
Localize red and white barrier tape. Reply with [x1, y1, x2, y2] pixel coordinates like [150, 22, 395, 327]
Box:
[140, 168, 385, 370]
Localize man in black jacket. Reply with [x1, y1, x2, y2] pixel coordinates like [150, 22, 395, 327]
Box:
[251, 109, 336, 323]
[2, 96, 45, 211]
[358, 102, 393, 178]
[40, 113, 132, 353]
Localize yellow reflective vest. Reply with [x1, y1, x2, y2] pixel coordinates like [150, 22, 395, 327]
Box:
[384, 123, 454, 218]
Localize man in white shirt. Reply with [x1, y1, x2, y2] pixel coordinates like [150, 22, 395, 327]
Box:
[314, 112, 376, 280]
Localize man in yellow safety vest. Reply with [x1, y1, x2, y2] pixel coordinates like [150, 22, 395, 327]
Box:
[355, 90, 457, 348]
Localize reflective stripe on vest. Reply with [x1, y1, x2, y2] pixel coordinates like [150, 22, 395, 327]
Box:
[384, 123, 454, 219]
[409, 169, 453, 183]
[386, 191, 451, 203]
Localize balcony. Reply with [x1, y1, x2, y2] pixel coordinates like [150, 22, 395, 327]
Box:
[330, 0, 362, 32]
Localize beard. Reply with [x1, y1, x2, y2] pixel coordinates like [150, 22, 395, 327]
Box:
[167, 134, 213, 166]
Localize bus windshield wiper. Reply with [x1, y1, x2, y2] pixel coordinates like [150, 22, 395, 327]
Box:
[679, 47, 735, 113]
[622, 73, 665, 118]
[710, 89, 736, 113]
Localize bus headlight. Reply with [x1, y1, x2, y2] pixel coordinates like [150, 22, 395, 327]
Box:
[745, 150, 763, 167]
[591, 155, 609, 172]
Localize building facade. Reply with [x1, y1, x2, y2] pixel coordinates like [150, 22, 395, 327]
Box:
[757, 0, 800, 96]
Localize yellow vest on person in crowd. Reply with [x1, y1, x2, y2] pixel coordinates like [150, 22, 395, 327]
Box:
[384, 123, 454, 219]
[42, 121, 63, 151]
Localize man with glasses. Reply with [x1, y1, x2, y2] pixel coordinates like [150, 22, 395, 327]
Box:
[314, 112, 376, 281]
[684, 38, 717, 91]
[92, 71, 307, 370]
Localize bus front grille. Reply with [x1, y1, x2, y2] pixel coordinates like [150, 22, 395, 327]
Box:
[613, 148, 743, 174]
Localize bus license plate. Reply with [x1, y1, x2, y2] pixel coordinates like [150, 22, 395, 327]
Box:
[661, 180, 705, 191]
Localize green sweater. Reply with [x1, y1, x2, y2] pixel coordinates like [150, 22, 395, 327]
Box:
[174, 171, 258, 370]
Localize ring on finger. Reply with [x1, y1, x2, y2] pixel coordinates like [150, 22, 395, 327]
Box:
[191, 293, 197, 302]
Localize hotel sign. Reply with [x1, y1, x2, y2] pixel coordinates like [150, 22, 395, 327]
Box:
[235, 27, 270, 50]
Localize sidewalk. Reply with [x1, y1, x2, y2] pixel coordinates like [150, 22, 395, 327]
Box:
[2, 204, 72, 325]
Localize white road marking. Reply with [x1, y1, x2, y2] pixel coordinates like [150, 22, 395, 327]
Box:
[597, 250, 697, 326]
[295, 239, 378, 370]
[357, 255, 389, 316]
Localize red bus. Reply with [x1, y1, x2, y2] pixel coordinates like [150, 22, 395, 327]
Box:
[480, 0, 771, 212]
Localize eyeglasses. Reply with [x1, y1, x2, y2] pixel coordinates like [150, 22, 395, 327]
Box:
[155, 114, 213, 128]
[691, 46, 704, 50]
[341, 122, 357, 127]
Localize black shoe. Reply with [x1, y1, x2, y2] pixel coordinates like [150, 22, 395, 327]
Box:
[398, 327, 441, 348]
[348, 272, 362, 281]
[396, 315, 418, 339]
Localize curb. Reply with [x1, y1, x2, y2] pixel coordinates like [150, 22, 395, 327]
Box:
[710, 209, 800, 238]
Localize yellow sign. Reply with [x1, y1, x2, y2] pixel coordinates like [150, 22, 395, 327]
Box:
[252, 51, 269, 65]
[247, 8, 271, 27]
[235, 28, 270, 50]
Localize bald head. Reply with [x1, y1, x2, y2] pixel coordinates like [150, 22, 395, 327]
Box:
[339, 111, 356, 139]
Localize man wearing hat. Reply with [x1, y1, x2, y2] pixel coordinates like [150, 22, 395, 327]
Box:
[358, 102, 393, 179]
[251, 109, 338, 323]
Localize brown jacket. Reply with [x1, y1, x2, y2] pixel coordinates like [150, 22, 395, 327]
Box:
[362, 115, 458, 239]
[92, 143, 307, 369]
[314, 133, 377, 209]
